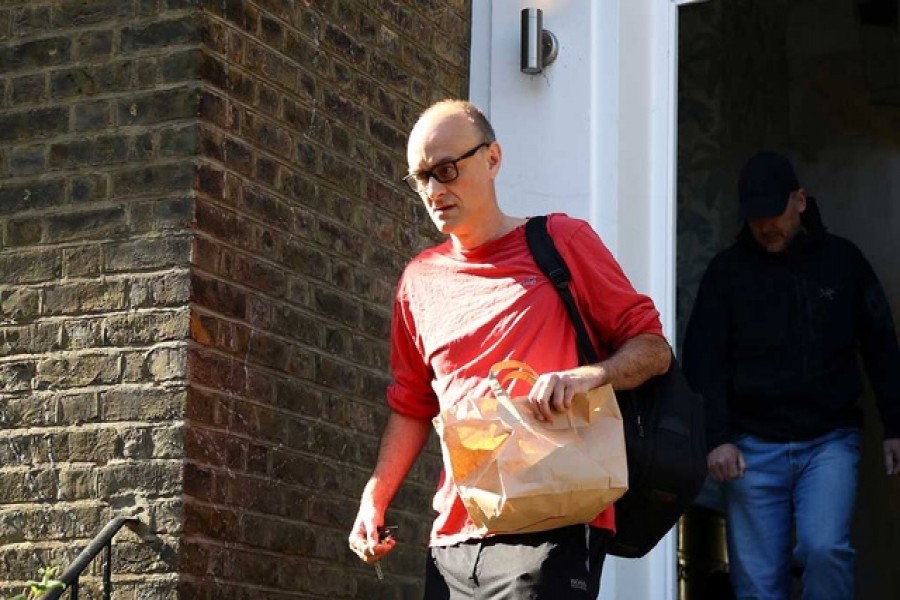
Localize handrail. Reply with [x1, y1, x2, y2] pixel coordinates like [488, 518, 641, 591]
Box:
[42, 516, 139, 600]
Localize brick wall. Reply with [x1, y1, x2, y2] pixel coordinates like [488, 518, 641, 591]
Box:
[0, 1, 197, 597]
[182, 2, 471, 597]
[1, 1, 470, 598]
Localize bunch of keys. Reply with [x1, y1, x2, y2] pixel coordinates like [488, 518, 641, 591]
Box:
[374, 525, 398, 580]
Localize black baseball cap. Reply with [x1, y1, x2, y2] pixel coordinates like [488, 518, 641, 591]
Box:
[738, 151, 800, 219]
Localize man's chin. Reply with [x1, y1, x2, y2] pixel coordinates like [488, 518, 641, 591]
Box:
[430, 213, 458, 233]
[754, 234, 786, 253]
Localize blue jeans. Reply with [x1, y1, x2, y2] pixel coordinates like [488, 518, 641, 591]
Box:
[724, 428, 860, 600]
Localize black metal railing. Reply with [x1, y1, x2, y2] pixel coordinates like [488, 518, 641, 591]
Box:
[42, 516, 139, 600]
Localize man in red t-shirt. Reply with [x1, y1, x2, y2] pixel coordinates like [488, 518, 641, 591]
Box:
[348, 99, 671, 598]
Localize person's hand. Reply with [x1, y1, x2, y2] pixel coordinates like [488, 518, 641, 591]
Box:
[707, 443, 746, 482]
[528, 366, 605, 422]
[348, 505, 396, 565]
[884, 438, 900, 476]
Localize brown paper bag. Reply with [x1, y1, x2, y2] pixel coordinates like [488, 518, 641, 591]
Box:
[433, 361, 628, 534]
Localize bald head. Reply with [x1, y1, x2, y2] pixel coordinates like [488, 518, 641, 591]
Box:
[403, 99, 506, 247]
[409, 100, 495, 150]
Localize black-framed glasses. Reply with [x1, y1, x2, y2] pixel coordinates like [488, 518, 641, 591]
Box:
[403, 142, 491, 193]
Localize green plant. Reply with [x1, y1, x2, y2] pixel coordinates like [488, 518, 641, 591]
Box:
[6, 566, 65, 600]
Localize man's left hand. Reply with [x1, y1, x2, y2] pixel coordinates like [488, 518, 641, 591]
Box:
[528, 366, 606, 422]
[884, 438, 900, 476]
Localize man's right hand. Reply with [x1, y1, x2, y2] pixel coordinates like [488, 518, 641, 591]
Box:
[707, 443, 746, 482]
[348, 506, 396, 565]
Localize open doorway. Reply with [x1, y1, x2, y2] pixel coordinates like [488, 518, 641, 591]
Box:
[675, 1, 900, 599]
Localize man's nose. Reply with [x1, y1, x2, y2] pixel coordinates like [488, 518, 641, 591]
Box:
[424, 176, 446, 198]
[750, 216, 777, 228]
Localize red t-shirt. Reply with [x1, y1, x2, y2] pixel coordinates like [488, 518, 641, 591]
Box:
[388, 214, 664, 547]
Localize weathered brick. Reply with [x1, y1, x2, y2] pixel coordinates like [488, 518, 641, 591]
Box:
[104, 236, 191, 273]
[146, 345, 187, 382]
[56, 465, 98, 500]
[151, 425, 183, 458]
[130, 197, 194, 234]
[187, 347, 244, 392]
[57, 391, 100, 423]
[0, 430, 69, 467]
[57, 318, 100, 351]
[315, 355, 360, 394]
[0, 178, 66, 215]
[43, 280, 129, 316]
[8, 145, 46, 176]
[133, 270, 191, 308]
[136, 55, 161, 86]
[1, 37, 72, 71]
[0, 248, 62, 284]
[198, 125, 224, 162]
[111, 161, 195, 197]
[1, 321, 61, 354]
[160, 47, 203, 83]
[221, 252, 287, 296]
[122, 15, 199, 52]
[52, 0, 129, 27]
[100, 387, 186, 422]
[116, 86, 200, 126]
[73, 99, 112, 132]
[67, 426, 121, 462]
[244, 112, 292, 159]
[0, 468, 55, 504]
[284, 30, 328, 73]
[369, 114, 406, 150]
[190, 275, 246, 321]
[71, 173, 109, 204]
[34, 353, 121, 389]
[159, 123, 198, 157]
[76, 29, 113, 61]
[48, 134, 129, 168]
[9, 72, 47, 105]
[104, 308, 190, 346]
[120, 427, 154, 458]
[151, 497, 184, 534]
[322, 22, 365, 65]
[45, 207, 128, 242]
[255, 155, 278, 186]
[62, 244, 102, 278]
[0, 104, 65, 141]
[96, 460, 182, 497]
[222, 137, 253, 177]
[0, 287, 40, 322]
[246, 42, 297, 92]
[6, 216, 42, 246]
[197, 90, 232, 131]
[11, 6, 51, 37]
[50, 61, 135, 99]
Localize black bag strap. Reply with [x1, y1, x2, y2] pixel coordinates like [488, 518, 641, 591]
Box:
[524, 216, 601, 366]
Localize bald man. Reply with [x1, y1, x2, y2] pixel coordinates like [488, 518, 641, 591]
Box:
[348, 100, 670, 598]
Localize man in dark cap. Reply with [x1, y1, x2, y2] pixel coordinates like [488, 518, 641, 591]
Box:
[682, 151, 900, 600]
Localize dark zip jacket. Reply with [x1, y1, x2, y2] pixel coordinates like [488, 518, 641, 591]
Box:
[683, 198, 900, 450]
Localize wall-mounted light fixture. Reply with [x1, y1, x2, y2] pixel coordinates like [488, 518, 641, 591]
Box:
[520, 8, 559, 74]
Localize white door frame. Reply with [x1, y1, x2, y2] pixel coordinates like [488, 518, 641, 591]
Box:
[469, 1, 711, 599]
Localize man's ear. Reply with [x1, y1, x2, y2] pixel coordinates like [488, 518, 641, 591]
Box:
[486, 142, 502, 176]
[795, 188, 807, 213]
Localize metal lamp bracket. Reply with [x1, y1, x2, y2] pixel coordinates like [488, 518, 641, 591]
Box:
[521, 8, 560, 74]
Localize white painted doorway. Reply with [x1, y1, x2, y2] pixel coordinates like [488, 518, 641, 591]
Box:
[469, 1, 709, 599]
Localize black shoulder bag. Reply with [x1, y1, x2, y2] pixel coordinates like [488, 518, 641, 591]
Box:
[525, 215, 707, 558]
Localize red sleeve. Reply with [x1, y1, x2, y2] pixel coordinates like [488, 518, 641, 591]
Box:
[548, 215, 664, 351]
[385, 281, 440, 419]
